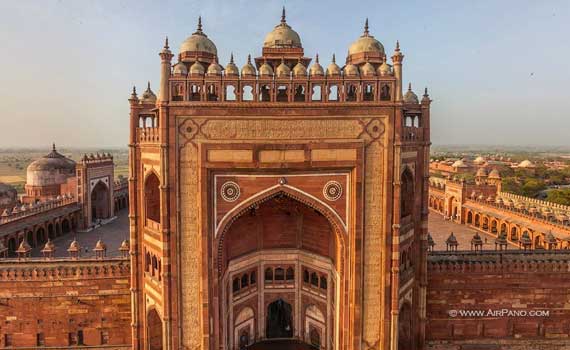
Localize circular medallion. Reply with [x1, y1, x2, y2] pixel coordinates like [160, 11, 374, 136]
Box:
[220, 181, 240, 202]
[323, 181, 343, 201]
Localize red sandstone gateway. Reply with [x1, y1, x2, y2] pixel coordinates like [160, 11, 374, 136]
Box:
[129, 9, 430, 350]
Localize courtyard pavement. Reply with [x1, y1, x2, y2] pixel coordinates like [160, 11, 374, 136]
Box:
[428, 211, 518, 251]
[30, 210, 129, 258]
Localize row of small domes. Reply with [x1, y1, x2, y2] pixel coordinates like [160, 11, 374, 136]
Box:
[172, 54, 394, 78]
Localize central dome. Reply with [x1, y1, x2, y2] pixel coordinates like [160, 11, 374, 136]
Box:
[263, 8, 302, 49]
[27, 144, 76, 172]
[179, 17, 218, 56]
[348, 19, 384, 56]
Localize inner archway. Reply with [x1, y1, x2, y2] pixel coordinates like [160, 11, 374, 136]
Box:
[91, 181, 110, 222]
[147, 309, 163, 350]
[266, 299, 293, 339]
[398, 302, 413, 350]
[217, 191, 346, 350]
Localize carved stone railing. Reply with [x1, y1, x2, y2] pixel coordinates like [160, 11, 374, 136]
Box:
[0, 196, 77, 225]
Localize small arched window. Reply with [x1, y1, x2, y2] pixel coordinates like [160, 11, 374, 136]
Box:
[363, 84, 374, 101]
[265, 268, 273, 282]
[144, 173, 161, 224]
[232, 278, 240, 293]
[401, 169, 414, 218]
[241, 274, 249, 288]
[225, 85, 236, 101]
[294, 85, 305, 102]
[346, 84, 357, 101]
[276, 86, 288, 102]
[380, 84, 391, 101]
[328, 85, 338, 101]
[190, 84, 201, 101]
[303, 269, 310, 283]
[242, 86, 253, 101]
[286, 267, 294, 281]
[310, 272, 319, 287]
[311, 85, 322, 101]
[259, 85, 271, 101]
[250, 271, 257, 285]
[320, 276, 327, 290]
[275, 267, 285, 281]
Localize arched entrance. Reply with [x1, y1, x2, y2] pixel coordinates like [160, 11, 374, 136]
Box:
[8, 237, 17, 253]
[48, 223, 55, 239]
[144, 172, 161, 224]
[26, 231, 34, 248]
[36, 227, 46, 246]
[216, 190, 346, 350]
[62, 219, 71, 234]
[147, 309, 163, 350]
[398, 302, 413, 350]
[91, 181, 110, 222]
[266, 299, 293, 339]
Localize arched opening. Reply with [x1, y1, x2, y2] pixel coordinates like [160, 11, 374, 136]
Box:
[144, 173, 161, 224]
[26, 231, 34, 248]
[491, 220, 498, 234]
[311, 85, 322, 101]
[510, 227, 518, 241]
[482, 217, 489, 231]
[363, 84, 374, 101]
[62, 219, 71, 234]
[36, 227, 46, 246]
[401, 169, 414, 218]
[91, 181, 110, 223]
[190, 84, 201, 101]
[380, 84, 391, 101]
[466, 212, 473, 224]
[147, 309, 163, 350]
[259, 85, 271, 102]
[266, 299, 293, 339]
[500, 223, 507, 234]
[218, 191, 345, 349]
[276, 85, 288, 102]
[207, 84, 219, 101]
[346, 84, 357, 101]
[474, 214, 480, 227]
[48, 223, 55, 240]
[242, 85, 254, 101]
[56, 222, 62, 236]
[534, 235, 542, 248]
[8, 237, 17, 254]
[225, 85, 236, 101]
[328, 85, 338, 101]
[398, 303, 413, 350]
[294, 85, 305, 102]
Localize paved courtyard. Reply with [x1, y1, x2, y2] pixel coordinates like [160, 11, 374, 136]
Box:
[30, 210, 129, 258]
[428, 211, 518, 251]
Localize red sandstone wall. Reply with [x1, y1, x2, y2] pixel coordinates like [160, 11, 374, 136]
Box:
[0, 258, 131, 349]
[426, 253, 570, 350]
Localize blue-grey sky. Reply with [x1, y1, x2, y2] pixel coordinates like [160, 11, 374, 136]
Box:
[0, 0, 569, 148]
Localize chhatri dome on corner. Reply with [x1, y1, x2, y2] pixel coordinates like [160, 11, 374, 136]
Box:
[128, 8, 431, 350]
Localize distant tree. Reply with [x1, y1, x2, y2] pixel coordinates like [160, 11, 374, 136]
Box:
[546, 189, 570, 206]
[502, 177, 522, 194]
[521, 179, 546, 197]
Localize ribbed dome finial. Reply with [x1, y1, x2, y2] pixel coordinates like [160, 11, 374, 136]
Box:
[164, 36, 169, 49]
[332, 53, 336, 63]
[364, 18, 369, 36]
[247, 54, 252, 64]
[315, 53, 319, 63]
[197, 16, 203, 32]
[408, 82, 412, 91]
[230, 52, 234, 64]
[52, 143, 56, 152]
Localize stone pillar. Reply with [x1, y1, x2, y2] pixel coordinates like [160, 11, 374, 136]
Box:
[391, 41, 404, 102]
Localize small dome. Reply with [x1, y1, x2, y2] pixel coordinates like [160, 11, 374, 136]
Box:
[119, 239, 130, 252]
[189, 60, 205, 75]
[140, 82, 157, 103]
[309, 54, 324, 76]
[241, 55, 256, 77]
[360, 62, 376, 77]
[206, 58, 223, 76]
[263, 8, 302, 49]
[67, 239, 80, 252]
[403, 83, 419, 104]
[518, 160, 535, 168]
[292, 59, 307, 77]
[378, 57, 392, 76]
[172, 60, 188, 76]
[41, 239, 55, 253]
[473, 156, 486, 164]
[476, 167, 488, 177]
[326, 54, 341, 76]
[488, 169, 501, 179]
[348, 19, 385, 57]
[275, 59, 291, 78]
[179, 17, 218, 56]
[445, 232, 458, 245]
[343, 63, 359, 77]
[225, 54, 239, 76]
[17, 240, 31, 253]
[94, 239, 107, 251]
[259, 60, 274, 77]
[452, 160, 468, 168]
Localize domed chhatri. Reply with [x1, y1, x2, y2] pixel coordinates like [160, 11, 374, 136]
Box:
[309, 54, 324, 76]
[263, 7, 302, 49]
[179, 17, 218, 62]
[224, 53, 239, 76]
[403, 83, 419, 104]
[27, 143, 76, 173]
[241, 55, 256, 77]
[259, 59, 274, 77]
[326, 54, 341, 76]
[140, 81, 157, 104]
[347, 19, 385, 64]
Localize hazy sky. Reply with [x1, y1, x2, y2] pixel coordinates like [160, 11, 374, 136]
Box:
[0, 0, 569, 148]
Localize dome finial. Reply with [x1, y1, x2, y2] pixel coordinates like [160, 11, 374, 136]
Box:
[281, 6, 286, 23]
[364, 18, 369, 36]
[164, 36, 169, 49]
[247, 54, 252, 64]
[147, 81, 151, 91]
[408, 82, 412, 91]
[197, 16, 203, 32]
[315, 53, 319, 63]
[332, 53, 336, 63]
[52, 143, 56, 152]
[396, 40, 400, 51]
[424, 87, 429, 96]
[230, 52, 234, 64]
